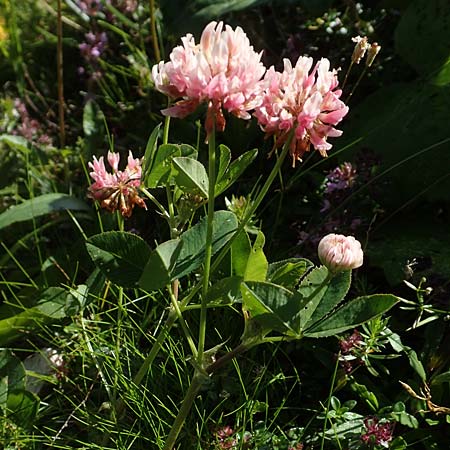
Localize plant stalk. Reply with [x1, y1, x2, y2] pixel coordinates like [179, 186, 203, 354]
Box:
[163, 342, 252, 449]
[180, 133, 293, 309]
[320, 352, 340, 450]
[162, 373, 203, 450]
[197, 122, 216, 364]
[149, 0, 161, 62]
[56, 0, 65, 147]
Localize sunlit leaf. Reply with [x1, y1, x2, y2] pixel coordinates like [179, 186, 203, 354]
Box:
[0, 193, 91, 230]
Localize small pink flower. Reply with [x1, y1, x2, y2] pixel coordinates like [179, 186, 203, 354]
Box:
[318, 233, 363, 272]
[254, 57, 348, 166]
[152, 21, 266, 135]
[88, 150, 146, 217]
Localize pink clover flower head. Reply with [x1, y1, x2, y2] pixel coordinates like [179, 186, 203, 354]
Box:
[254, 56, 349, 167]
[361, 417, 394, 448]
[151, 21, 266, 135]
[318, 233, 363, 272]
[88, 150, 146, 217]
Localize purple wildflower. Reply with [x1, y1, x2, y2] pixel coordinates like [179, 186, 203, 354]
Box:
[77, 0, 103, 16]
[79, 31, 108, 64]
[361, 417, 394, 447]
[339, 329, 364, 373]
[213, 425, 237, 449]
[12, 99, 52, 145]
[324, 162, 357, 194]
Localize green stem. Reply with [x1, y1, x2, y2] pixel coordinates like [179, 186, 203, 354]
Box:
[346, 66, 367, 103]
[163, 342, 252, 449]
[113, 286, 124, 407]
[149, 0, 161, 62]
[56, 0, 65, 148]
[166, 184, 178, 237]
[117, 212, 124, 232]
[197, 123, 216, 364]
[320, 352, 340, 450]
[163, 373, 204, 450]
[163, 115, 171, 145]
[140, 187, 169, 218]
[205, 343, 249, 374]
[180, 133, 293, 310]
[169, 287, 197, 357]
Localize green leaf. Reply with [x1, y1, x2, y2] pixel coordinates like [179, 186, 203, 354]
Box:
[350, 380, 379, 412]
[0, 193, 91, 230]
[146, 143, 198, 188]
[83, 99, 105, 154]
[395, 0, 450, 79]
[206, 276, 242, 305]
[142, 123, 162, 177]
[36, 287, 67, 319]
[339, 82, 450, 207]
[175, 211, 238, 279]
[138, 239, 183, 291]
[86, 231, 152, 288]
[0, 308, 50, 346]
[306, 270, 352, 328]
[0, 351, 25, 408]
[241, 281, 302, 335]
[6, 389, 39, 428]
[297, 266, 330, 329]
[391, 404, 419, 428]
[0, 135, 30, 154]
[431, 371, 450, 385]
[267, 258, 314, 290]
[390, 437, 408, 450]
[304, 294, 398, 338]
[0, 288, 69, 345]
[161, 0, 271, 37]
[216, 144, 231, 184]
[231, 230, 252, 277]
[145, 144, 180, 188]
[172, 156, 209, 197]
[404, 348, 426, 381]
[244, 231, 268, 282]
[215, 148, 258, 196]
[139, 211, 238, 291]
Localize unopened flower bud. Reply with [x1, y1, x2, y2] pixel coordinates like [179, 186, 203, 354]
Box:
[366, 42, 381, 67]
[318, 233, 364, 272]
[351, 36, 370, 64]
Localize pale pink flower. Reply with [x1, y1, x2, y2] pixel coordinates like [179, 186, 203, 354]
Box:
[152, 21, 266, 135]
[318, 233, 363, 272]
[88, 150, 146, 217]
[254, 56, 349, 166]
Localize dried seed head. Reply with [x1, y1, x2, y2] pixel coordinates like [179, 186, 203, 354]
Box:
[366, 42, 381, 67]
[351, 36, 370, 64]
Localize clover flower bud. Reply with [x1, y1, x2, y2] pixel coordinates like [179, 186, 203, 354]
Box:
[318, 233, 363, 272]
[366, 42, 381, 67]
[351, 36, 370, 64]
